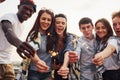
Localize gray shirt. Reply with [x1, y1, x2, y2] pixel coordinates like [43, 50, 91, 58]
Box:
[76, 36, 97, 80]
[103, 36, 119, 70]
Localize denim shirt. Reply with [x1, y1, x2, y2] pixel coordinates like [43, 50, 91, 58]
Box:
[29, 33, 76, 72]
[64, 33, 78, 52]
[29, 33, 51, 72]
[58, 33, 78, 63]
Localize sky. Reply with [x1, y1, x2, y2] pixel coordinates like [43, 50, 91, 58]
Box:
[0, 0, 120, 62]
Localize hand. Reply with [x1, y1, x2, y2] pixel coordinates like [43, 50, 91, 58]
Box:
[69, 51, 78, 63]
[35, 60, 49, 73]
[16, 42, 35, 59]
[57, 66, 69, 79]
[92, 53, 104, 66]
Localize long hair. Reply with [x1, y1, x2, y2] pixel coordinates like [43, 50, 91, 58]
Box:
[26, 9, 54, 40]
[26, 8, 54, 52]
[54, 13, 67, 41]
[95, 18, 113, 44]
[47, 13, 67, 52]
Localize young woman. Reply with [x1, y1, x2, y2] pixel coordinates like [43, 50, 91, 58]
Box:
[48, 13, 77, 80]
[26, 8, 54, 80]
[93, 18, 119, 80]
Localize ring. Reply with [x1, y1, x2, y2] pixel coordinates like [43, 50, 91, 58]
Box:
[24, 50, 30, 54]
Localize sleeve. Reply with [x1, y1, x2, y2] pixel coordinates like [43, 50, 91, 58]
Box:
[108, 37, 118, 53]
[75, 38, 81, 59]
[63, 34, 76, 52]
[0, 13, 15, 25]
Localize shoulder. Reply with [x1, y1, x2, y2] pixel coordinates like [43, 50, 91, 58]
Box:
[109, 35, 117, 39]
[77, 36, 84, 41]
[0, 13, 15, 19]
[67, 32, 79, 39]
[0, 13, 17, 23]
[107, 36, 117, 43]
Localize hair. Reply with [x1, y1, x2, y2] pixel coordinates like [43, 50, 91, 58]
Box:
[47, 13, 68, 52]
[19, 0, 36, 12]
[78, 17, 93, 29]
[54, 13, 67, 39]
[26, 8, 54, 52]
[95, 18, 113, 44]
[112, 11, 120, 19]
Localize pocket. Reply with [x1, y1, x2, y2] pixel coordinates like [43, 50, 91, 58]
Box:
[0, 64, 15, 79]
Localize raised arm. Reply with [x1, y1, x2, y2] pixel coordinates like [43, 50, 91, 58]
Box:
[93, 44, 116, 66]
[57, 51, 69, 79]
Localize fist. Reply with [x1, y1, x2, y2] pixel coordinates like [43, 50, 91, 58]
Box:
[17, 42, 35, 59]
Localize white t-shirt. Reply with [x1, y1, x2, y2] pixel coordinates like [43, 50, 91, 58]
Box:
[0, 13, 24, 64]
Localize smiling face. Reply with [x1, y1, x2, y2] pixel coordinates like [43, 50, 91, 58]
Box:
[55, 17, 67, 37]
[17, 4, 34, 22]
[39, 12, 52, 34]
[95, 22, 107, 39]
[112, 16, 120, 37]
[80, 23, 94, 40]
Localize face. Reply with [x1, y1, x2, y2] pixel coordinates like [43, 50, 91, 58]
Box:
[112, 16, 120, 37]
[80, 23, 93, 39]
[40, 12, 52, 34]
[95, 22, 107, 39]
[55, 17, 67, 37]
[0, 0, 5, 3]
[18, 4, 34, 22]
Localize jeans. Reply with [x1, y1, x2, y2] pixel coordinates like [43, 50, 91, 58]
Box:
[102, 69, 120, 80]
[0, 64, 15, 80]
[27, 70, 51, 80]
[54, 69, 68, 80]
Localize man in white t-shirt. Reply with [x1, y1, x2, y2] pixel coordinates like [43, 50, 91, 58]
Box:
[0, 0, 36, 79]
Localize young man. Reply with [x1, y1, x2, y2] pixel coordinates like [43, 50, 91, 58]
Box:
[111, 10, 120, 79]
[77, 17, 98, 80]
[0, 0, 36, 79]
[112, 11, 120, 37]
[69, 17, 98, 80]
